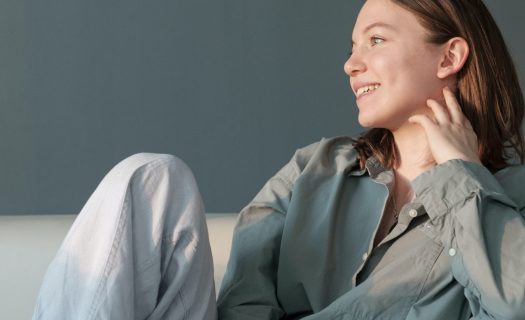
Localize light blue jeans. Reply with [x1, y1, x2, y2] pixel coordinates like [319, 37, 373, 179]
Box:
[32, 153, 217, 320]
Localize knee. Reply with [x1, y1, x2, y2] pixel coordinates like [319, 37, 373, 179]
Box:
[121, 153, 206, 230]
[120, 153, 189, 172]
[109, 153, 198, 189]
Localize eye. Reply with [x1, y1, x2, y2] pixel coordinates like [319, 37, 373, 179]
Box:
[371, 36, 384, 46]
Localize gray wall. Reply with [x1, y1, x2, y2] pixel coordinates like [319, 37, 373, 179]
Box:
[0, 0, 523, 215]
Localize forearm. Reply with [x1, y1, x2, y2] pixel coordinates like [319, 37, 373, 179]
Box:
[412, 160, 525, 319]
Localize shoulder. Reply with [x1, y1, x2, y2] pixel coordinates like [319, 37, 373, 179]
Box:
[495, 164, 525, 210]
[295, 135, 358, 163]
[279, 135, 360, 183]
[295, 135, 356, 155]
[247, 136, 361, 214]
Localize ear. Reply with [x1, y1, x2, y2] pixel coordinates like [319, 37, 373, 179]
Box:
[436, 37, 469, 79]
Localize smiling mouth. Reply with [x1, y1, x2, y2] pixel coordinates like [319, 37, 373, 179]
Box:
[356, 84, 380, 99]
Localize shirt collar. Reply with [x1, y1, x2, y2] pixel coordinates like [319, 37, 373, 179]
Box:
[348, 156, 387, 176]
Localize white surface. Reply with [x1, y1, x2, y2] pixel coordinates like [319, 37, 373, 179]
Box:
[206, 214, 237, 291]
[0, 213, 237, 320]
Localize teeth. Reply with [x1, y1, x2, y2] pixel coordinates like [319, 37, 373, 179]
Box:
[356, 84, 380, 97]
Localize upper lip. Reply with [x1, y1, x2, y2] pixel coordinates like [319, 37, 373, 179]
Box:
[351, 81, 380, 96]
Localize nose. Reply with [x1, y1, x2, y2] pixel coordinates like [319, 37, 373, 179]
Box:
[344, 52, 366, 77]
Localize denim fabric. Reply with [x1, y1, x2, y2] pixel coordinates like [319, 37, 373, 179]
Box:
[33, 153, 217, 320]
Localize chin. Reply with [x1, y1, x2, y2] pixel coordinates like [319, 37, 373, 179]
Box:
[357, 114, 385, 129]
[357, 102, 390, 128]
[358, 108, 408, 130]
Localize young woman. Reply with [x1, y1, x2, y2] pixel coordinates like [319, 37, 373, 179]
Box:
[34, 0, 525, 319]
[217, 0, 525, 319]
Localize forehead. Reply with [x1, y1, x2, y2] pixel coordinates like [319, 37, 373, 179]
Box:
[352, 0, 426, 40]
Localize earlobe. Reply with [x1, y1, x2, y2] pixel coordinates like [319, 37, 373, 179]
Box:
[436, 37, 469, 79]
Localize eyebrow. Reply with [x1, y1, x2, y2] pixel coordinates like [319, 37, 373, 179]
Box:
[351, 22, 398, 45]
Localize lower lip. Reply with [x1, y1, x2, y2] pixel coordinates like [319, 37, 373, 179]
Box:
[356, 87, 380, 102]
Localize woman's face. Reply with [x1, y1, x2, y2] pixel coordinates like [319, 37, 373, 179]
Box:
[344, 0, 445, 130]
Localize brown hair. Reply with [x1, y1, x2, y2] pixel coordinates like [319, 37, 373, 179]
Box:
[353, 0, 525, 172]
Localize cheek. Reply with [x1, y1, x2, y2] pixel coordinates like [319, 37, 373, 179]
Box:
[393, 53, 441, 108]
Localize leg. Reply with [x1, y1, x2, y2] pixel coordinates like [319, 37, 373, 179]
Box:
[32, 153, 217, 320]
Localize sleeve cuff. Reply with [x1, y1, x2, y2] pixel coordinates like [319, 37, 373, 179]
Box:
[410, 159, 504, 219]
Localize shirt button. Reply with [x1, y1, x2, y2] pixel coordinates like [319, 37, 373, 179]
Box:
[408, 209, 418, 218]
[362, 252, 368, 261]
[448, 248, 457, 256]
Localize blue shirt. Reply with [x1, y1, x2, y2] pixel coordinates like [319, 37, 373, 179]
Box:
[217, 136, 525, 319]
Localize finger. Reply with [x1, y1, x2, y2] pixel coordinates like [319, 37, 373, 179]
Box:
[408, 114, 438, 132]
[443, 86, 464, 124]
[426, 99, 451, 124]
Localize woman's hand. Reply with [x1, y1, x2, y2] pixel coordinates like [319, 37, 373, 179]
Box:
[408, 86, 481, 165]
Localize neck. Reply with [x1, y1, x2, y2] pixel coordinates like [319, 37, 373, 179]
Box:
[391, 122, 436, 181]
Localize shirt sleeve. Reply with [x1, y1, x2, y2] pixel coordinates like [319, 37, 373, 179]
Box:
[411, 159, 525, 320]
[216, 150, 304, 320]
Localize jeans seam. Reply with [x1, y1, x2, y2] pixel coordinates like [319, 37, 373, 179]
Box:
[87, 189, 131, 320]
